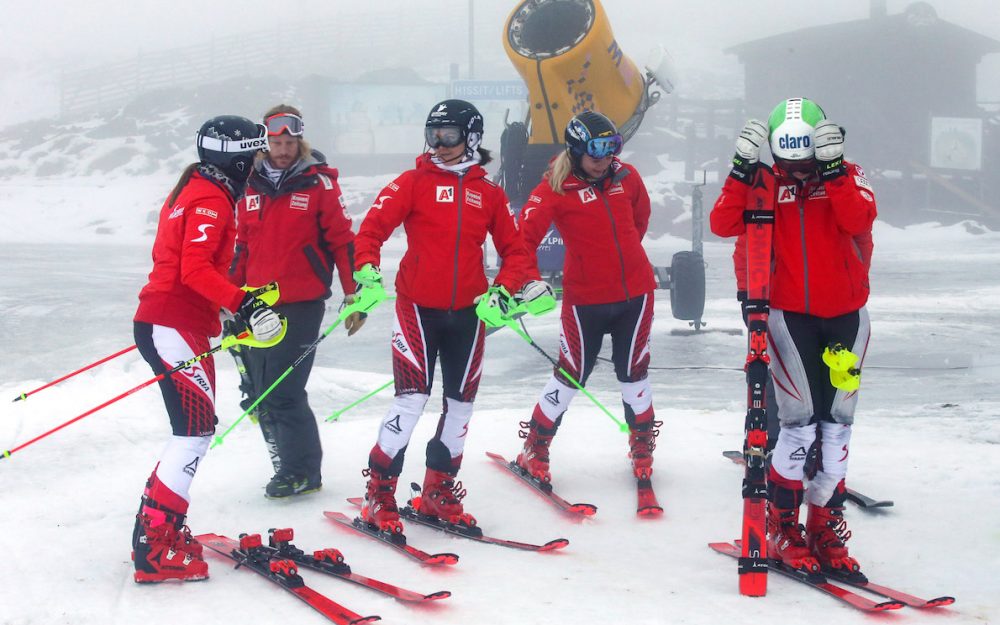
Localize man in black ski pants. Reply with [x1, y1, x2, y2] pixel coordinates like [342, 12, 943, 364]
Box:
[229, 104, 364, 498]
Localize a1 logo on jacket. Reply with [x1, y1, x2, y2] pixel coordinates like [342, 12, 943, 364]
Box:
[436, 186, 455, 202]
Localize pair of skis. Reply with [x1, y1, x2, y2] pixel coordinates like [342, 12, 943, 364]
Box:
[486, 451, 662, 517]
[710, 540, 954, 612]
[198, 529, 450, 625]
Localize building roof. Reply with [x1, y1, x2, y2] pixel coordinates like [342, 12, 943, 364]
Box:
[727, 2, 1000, 60]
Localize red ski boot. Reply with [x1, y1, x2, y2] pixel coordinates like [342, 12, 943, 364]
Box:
[766, 504, 821, 573]
[415, 468, 477, 528]
[628, 420, 661, 479]
[516, 419, 556, 483]
[361, 468, 403, 534]
[133, 513, 208, 583]
[807, 504, 865, 581]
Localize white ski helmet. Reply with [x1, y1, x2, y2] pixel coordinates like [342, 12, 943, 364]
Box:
[767, 97, 826, 161]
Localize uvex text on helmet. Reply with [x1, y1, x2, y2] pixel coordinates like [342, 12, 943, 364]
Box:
[425, 99, 484, 152]
[767, 98, 826, 161]
[196, 115, 268, 182]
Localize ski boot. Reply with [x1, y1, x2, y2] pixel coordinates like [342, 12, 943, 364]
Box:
[628, 420, 662, 479]
[265, 473, 322, 499]
[133, 512, 208, 583]
[415, 468, 477, 529]
[516, 419, 556, 483]
[361, 468, 403, 534]
[766, 504, 821, 573]
[807, 504, 866, 582]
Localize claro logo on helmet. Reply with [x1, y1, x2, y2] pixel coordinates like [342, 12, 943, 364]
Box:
[239, 138, 268, 150]
[777, 134, 811, 150]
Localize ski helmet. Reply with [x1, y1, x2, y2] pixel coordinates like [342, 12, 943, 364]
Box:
[424, 99, 484, 153]
[196, 115, 268, 182]
[767, 97, 826, 162]
[565, 111, 623, 163]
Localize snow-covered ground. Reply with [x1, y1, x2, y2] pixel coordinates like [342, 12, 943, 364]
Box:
[1, 174, 998, 625]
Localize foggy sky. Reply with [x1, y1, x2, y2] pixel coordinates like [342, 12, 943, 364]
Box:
[1, 0, 998, 127]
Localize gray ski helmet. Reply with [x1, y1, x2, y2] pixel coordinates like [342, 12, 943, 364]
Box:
[425, 99, 484, 152]
[196, 115, 268, 182]
[767, 97, 826, 161]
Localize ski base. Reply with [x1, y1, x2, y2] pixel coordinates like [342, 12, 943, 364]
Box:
[710, 541, 903, 611]
[323, 511, 459, 566]
[198, 533, 380, 625]
[346, 496, 569, 553]
[485, 451, 598, 516]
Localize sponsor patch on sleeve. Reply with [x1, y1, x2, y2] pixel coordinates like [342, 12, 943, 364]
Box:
[388, 182, 399, 192]
[528, 194, 542, 203]
[195, 207, 218, 219]
[854, 175, 872, 191]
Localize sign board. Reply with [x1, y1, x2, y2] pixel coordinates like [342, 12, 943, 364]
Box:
[930, 117, 983, 171]
[451, 80, 529, 101]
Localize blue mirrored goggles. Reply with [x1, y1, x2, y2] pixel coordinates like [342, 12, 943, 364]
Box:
[585, 134, 623, 158]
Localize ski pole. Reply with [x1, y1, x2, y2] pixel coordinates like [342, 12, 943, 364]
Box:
[325, 379, 395, 422]
[212, 283, 391, 448]
[477, 295, 628, 433]
[11, 344, 139, 402]
[0, 327, 282, 463]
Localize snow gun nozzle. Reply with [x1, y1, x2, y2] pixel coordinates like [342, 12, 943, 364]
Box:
[823, 343, 861, 391]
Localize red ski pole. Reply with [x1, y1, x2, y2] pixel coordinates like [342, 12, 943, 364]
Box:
[11, 344, 139, 403]
[1, 325, 284, 462]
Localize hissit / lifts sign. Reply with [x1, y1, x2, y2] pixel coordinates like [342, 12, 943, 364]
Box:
[451, 80, 529, 101]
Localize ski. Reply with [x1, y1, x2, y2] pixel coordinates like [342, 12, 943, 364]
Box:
[348, 496, 569, 553]
[262, 528, 450, 602]
[721, 451, 894, 509]
[323, 511, 459, 566]
[709, 541, 903, 612]
[636, 477, 664, 517]
[824, 572, 955, 609]
[198, 533, 381, 625]
[734, 168, 776, 596]
[485, 451, 597, 516]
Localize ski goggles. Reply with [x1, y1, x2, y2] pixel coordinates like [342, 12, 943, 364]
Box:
[775, 157, 817, 176]
[425, 126, 465, 148]
[264, 113, 304, 137]
[583, 134, 623, 159]
[197, 124, 269, 153]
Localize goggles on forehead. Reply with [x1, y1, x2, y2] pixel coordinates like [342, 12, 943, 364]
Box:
[197, 124, 269, 153]
[425, 126, 464, 148]
[585, 134, 623, 159]
[264, 113, 304, 137]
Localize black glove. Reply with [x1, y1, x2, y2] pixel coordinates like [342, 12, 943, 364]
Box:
[238, 294, 282, 342]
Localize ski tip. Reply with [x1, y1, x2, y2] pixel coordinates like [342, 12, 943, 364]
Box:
[349, 616, 382, 625]
[424, 590, 452, 601]
[346, 496, 364, 507]
[873, 600, 905, 611]
[424, 553, 460, 566]
[538, 538, 570, 552]
[637, 506, 664, 517]
[925, 596, 956, 607]
[569, 504, 598, 516]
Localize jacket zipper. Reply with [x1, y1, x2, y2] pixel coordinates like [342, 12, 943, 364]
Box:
[449, 175, 465, 311]
[599, 189, 630, 301]
[797, 182, 809, 314]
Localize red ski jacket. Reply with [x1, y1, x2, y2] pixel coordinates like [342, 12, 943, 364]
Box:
[520, 159, 656, 306]
[711, 162, 877, 317]
[229, 156, 355, 303]
[135, 169, 246, 336]
[354, 154, 530, 309]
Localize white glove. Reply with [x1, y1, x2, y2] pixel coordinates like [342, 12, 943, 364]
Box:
[518, 280, 554, 303]
[813, 120, 845, 162]
[735, 119, 768, 164]
[238, 295, 282, 342]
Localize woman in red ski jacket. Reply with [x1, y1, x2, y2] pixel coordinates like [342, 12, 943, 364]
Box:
[131, 115, 280, 584]
[512, 111, 660, 489]
[711, 98, 877, 578]
[352, 99, 531, 534]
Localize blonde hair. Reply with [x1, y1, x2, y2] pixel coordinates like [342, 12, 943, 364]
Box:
[545, 150, 573, 195]
[258, 103, 312, 163]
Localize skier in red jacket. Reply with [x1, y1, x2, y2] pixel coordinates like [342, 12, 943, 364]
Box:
[353, 100, 531, 533]
[132, 115, 282, 583]
[512, 111, 660, 484]
[228, 104, 360, 499]
[710, 98, 877, 580]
